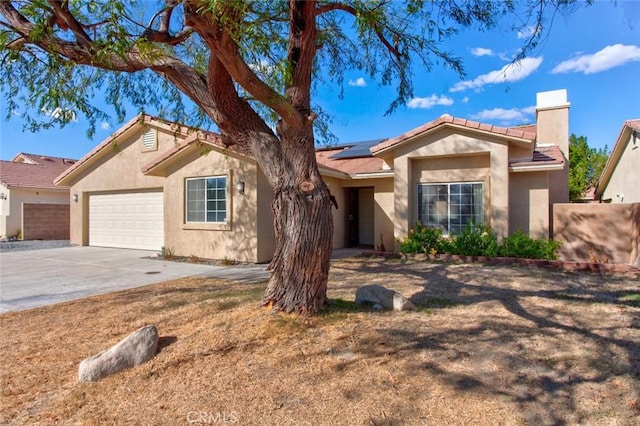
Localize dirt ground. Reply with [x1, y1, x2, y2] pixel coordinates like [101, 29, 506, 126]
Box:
[1, 257, 639, 425]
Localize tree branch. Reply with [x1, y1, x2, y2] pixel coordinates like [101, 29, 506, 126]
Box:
[143, 27, 194, 45]
[183, 0, 303, 127]
[46, 0, 93, 47]
[143, 0, 194, 46]
[1, 1, 157, 72]
[315, 2, 401, 60]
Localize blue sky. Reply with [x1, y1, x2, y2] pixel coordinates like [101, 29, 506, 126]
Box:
[1, 1, 639, 161]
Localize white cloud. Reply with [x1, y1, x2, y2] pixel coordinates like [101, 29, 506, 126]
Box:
[450, 57, 543, 92]
[249, 59, 276, 77]
[348, 77, 367, 87]
[470, 106, 535, 124]
[517, 25, 539, 39]
[470, 47, 494, 57]
[520, 105, 536, 115]
[407, 94, 454, 109]
[41, 107, 77, 122]
[551, 44, 640, 75]
[100, 121, 111, 130]
[461, 96, 470, 103]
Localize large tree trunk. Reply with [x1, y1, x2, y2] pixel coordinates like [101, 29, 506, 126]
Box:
[262, 126, 334, 315]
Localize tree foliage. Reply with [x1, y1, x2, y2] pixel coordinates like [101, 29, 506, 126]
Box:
[0, 1, 584, 137]
[569, 134, 608, 201]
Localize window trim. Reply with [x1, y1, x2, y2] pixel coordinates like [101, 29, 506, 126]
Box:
[184, 175, 229, 226]
[416, 181, 485, 235]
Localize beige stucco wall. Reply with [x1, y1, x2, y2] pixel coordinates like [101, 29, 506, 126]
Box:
[68, 125, 174, 246]
[553, 203, 640, 266]
[1, 186, 68, 238]
[392, 128, 510, 243]
[601, 132, 640, 203]
[324, 176, 346, 249]
[509, 171, 550, 239]
[162, 147, 268, 263]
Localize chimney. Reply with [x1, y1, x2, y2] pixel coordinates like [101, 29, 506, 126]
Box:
[536, 89, 570, 203]
[536, 89, 570, 156]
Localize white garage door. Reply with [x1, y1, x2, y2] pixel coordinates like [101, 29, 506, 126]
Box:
[89, 191, 164, 250]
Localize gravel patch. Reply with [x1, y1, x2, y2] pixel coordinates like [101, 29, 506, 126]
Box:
[0, 240, 71, 253]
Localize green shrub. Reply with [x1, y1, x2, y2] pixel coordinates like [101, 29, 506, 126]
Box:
[397, 222, 444, 254]
[498, 230, 560, 260]
[398, 222, 560, 260]
[446, 223, 498, 257]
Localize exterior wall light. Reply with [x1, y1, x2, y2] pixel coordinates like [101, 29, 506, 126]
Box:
[0, 193, 6, 200]
[73, 194, 78, 202]
[236, 181, 245, 195]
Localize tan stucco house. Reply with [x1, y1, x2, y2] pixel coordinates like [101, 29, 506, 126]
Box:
[1, 153, 76, 239]
[55, 89, 570, 262]
[594, 119, 640, 204]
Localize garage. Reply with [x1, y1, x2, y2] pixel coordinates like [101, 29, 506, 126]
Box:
[89, 191, 164, 250]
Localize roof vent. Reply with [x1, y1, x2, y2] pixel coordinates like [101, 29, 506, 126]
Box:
[142, 128, 157, 150]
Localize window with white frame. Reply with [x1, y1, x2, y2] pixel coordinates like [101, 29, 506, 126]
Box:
[417, 182, 484, 235]
[186, 176, 227, 223]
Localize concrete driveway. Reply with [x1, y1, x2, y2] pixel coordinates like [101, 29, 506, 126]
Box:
[0, 246, 269, 313]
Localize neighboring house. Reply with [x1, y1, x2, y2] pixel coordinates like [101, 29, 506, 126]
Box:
[55, 89, 570, 262]
[594, 119, 640, 203]
[0, 153, 76, 239]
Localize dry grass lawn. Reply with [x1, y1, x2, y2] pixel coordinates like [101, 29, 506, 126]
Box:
[1, 257, 639, 425]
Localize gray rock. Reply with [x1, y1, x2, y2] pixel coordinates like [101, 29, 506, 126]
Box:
[78, 325, 159, 382]
[355, 285, 416, 311]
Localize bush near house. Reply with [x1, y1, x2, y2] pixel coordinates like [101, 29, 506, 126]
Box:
[398, 223, 561, 260]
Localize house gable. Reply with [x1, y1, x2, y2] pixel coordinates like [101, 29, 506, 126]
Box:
[54, 114, 199, 187]
[595, 119, 640, 203]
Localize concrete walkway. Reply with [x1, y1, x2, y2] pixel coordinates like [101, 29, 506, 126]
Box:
[0, 246, 269, 313]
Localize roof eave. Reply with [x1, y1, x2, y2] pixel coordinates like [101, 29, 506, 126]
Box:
[6, 184, 69, 191]
[509, 163, 564, 173]
[594, 123, 634, 198]
[318, 166, 349, 179]
[349, 171, 395, 179]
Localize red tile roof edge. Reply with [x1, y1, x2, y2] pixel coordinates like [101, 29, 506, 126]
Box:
[371, 115, 536, 154]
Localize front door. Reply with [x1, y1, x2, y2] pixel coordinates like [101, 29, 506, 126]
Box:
[347, 187, 374, 247]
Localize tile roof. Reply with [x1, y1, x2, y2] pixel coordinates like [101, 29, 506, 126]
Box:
[509, 124, 537, 134]
[371, 114, 537, 154]
[0, 154, 77, 189]
[509, 145, 565, 168]
[626, 119, 640, 131]
[315, 148, 388, 175]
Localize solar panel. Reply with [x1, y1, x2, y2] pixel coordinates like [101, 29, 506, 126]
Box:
[330, 139, 386, 159]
